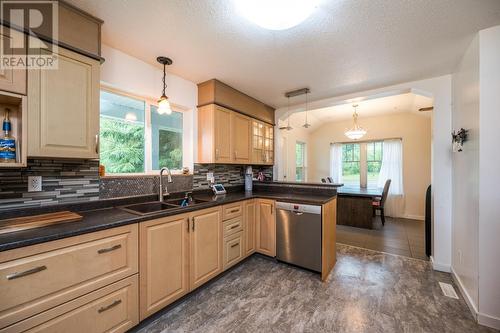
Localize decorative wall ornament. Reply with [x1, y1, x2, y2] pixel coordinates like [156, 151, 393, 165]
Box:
[452, 128, 468, 152]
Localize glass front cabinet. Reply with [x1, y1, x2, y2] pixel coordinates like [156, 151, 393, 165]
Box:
[252, 120, 274, 165]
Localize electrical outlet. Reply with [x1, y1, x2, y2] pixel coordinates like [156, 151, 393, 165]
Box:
[28, 176, 42, 192]
[207, 172, 213, 181]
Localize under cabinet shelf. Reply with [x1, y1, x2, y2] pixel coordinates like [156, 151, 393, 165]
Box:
[0, 90, 27, 168]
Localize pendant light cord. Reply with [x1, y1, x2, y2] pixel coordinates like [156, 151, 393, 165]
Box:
[162, 63, 166, 96]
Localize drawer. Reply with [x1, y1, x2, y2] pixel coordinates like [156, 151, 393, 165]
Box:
[0, 224, 138, 328]
[223, 232, 244, 270]
[2, 275, 139, 333]
[222, 203, 243, 220]
[222, 216, 243, 237]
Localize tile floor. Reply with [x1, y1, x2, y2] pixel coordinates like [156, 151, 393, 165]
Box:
[337, 216, 427, 260]
[132, 244, 493, 333]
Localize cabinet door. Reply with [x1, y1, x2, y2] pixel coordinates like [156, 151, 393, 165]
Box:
[244, 200, 256, 256]
[0, 28, 26, 95]
[256, 199, 276, 257]
[251, 121, 264, 164]
[214, 106, 232, 163]
[231, 112, 251, 163]
[264, 124, 274, 165]
[190, 207, 222, 290]
[28, 47, 99, 158]
[139, 214, 190, 320]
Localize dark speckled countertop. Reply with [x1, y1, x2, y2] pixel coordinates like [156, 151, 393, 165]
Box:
[0, 184, 337, 252]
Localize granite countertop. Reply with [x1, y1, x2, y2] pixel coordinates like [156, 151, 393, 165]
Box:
[337, 186, 383, 197]
[0, 186, 336, 252]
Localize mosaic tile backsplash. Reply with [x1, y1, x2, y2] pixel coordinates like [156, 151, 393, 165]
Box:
[0, 158, 274, 210]
[0, 159, 100, 211]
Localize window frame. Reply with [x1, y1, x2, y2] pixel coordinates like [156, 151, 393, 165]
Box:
[338, 140, 383, 188]
[295, 141, 307, 182]
[99, 85, 187, 176]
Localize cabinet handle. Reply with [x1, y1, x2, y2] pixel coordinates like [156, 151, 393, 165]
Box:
[231, 243, 239, 248]
[186, 217, 190, 232]
[95, 134, 99, 154]
[230, 224, 239, 229]
[270, 205, 273, 214]
[192, 217, 195, 231]
[229, 209, 239, 213]
[6, 265, 47, 280]
[97, 244, 121, 254]
[98, 299, 122, 313]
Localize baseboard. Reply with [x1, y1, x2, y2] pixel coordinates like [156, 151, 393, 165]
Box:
[450, 267, 500, 330]
[451, 267, 478, 320]
[478, 313, 500, 330]
[430, 256, 450, 272]
[403, 214, 424, 221]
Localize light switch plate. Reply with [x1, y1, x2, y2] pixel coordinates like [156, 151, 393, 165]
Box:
[28, 176, 42, 192]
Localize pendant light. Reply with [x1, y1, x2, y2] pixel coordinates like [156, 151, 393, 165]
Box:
[344, 104, 367, 140]
[303, 90, 311, 129]
[279, 96, 293, 131]
[157, 56, 173, 115]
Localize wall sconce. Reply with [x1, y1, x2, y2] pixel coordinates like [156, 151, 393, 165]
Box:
[452, 128, 468, 152]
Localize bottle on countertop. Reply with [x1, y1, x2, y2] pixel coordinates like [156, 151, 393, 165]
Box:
[0, 109, 16, 163]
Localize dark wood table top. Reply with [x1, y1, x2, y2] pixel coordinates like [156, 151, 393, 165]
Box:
[337, 186, 383, 198]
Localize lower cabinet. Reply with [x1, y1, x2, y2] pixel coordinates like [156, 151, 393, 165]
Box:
[3, 275, 139, 333]
[256, 199, 276, 257]
[223, 232, 244, 270]
[139, 207, 222, 320]
[244, 200, 256, 256]
[139, 214, 190, 320]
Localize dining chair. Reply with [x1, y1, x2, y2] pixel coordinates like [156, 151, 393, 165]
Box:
[372, 179, 391, 225]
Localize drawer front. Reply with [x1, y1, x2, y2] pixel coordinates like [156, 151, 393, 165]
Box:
[222, 203, 243, 220]
[223, 232, 244, 270]
[2, 275, 139, 333]
[222, 217, 243, 237]
[0, 225, 138, 328]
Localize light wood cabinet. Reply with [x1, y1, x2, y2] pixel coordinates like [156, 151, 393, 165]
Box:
[197, 104, 273, 165]
[0, 27, 26, 95]
[231, 112, 251, 163]
[223, 231, 244, 270]
[251, 120, 274, 165]
[27, 47, 100, 158]
[189, 207, 222, 290]
[3, 275, 139, 333]
[256, 199, 276, 257]
[139, 214, 190, 320]
[0, 224, 138, 329]
[244, 200, 256, 256]
[222, 202, 243, 220]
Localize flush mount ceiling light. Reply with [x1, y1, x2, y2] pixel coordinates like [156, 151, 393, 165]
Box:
[344, 104, 367, 140]
[234, 0, 319, 30]
[157, 56, 173, 115]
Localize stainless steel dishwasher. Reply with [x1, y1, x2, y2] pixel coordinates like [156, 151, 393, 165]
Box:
[276, 202, 322, 272]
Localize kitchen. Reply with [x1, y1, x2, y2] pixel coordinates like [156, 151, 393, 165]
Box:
[0, 1, 499, 332]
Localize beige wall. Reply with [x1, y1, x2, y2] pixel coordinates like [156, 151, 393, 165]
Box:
[277, 126, 310, 182]
[308, 112, 431, 219]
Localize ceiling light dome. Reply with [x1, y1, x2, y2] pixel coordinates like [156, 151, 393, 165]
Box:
[234, 0, 319, 30]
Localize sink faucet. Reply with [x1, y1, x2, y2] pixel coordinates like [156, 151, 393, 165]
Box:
[159, 167, 173, 202]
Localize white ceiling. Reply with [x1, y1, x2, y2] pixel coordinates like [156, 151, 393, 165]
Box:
[280, 92, 433, 131]
[67, 0, 500, 108]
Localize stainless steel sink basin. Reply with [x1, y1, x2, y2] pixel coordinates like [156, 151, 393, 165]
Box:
[119, 201, 179, 215]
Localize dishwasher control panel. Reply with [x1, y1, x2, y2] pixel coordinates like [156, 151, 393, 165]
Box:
[275, 202, 321, 214]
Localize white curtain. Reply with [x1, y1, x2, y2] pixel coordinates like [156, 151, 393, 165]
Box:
[377, 139, 404, 217]
[329, 143, 343, 184]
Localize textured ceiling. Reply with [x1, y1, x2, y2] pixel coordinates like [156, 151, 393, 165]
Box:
[281, 92, 433, 131]
[67, 0, 500, 108]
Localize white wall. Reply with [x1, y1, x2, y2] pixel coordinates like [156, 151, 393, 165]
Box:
[478, 25, 500, 329]
[275, 75, 453, 272]
[308, 113, 431, 219]
[100, 44, 198, 170]
[451, 34, 480, 313]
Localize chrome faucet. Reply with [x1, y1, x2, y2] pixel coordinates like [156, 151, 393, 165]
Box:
[159, 167, 173, 202]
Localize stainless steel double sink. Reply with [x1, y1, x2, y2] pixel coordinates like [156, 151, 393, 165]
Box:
[119, 197, 210, 216]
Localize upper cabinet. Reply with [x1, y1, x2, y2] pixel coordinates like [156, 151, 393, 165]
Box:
[0, 27, 26, 95]
[197, 79, 274, 165]
[27, 46, 100, 159]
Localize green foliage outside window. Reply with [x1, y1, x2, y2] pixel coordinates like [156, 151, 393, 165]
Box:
[159, 129, 182, 169]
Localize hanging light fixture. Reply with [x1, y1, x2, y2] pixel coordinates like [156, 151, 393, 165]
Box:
[157, 56, 173, 115]
[303, 90, 311, 129]
[344, 104, 367, 140]
[279, 96, 293, 131]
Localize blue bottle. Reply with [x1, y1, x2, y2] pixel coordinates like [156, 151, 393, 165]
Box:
[0, 109, 16, 163]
